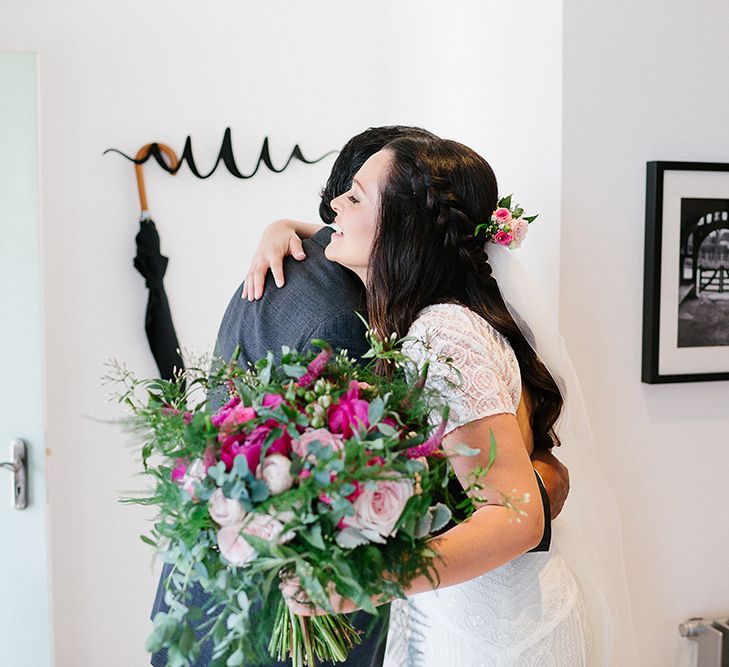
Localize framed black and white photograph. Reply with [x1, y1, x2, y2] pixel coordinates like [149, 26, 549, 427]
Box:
[642, 161, 729, 383]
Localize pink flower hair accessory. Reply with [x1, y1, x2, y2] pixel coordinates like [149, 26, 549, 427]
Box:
[474, 194, 538, 250]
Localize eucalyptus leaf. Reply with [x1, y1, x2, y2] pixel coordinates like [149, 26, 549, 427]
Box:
[260, 351, 274, 385]
[414, 511, 434, 538]
[367, 397, 385, 425]
[231, 455, 250, 479]
[282, 364, 307, 378]
[335, 527, 370, 549]
[430, 502, 452, 532]
[377, 422, 398, 437]
[451, 442, 481, 457]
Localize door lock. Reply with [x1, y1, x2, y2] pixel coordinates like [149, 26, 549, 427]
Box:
[0, 439, 27, 509]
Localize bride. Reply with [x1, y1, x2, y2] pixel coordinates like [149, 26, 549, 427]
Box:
[248, 134, 637, 666]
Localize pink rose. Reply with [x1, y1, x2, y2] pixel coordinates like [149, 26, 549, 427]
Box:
[493, 230, 513, 246]
[345, 477, 413, 540]
[510, 217, 528, 248]
[262, 393, 285, 409]
[327, 381, 370, 439]
[181, 459, 207, 499]
[292, 428, 344, 460]
[211, 396, 241, 428]
[208, 488, 247, 526]
[493, 207, 512, 224]
[242, 513, 290, 543]
[257, 454, 294, 494]
[217, 524, 256, 566]
[217, 403, 257, 439]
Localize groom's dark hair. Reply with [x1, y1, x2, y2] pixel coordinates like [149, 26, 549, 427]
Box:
[319, 125, 436, 224]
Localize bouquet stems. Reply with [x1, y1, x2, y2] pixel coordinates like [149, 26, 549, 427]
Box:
[269, 599, 362, 666]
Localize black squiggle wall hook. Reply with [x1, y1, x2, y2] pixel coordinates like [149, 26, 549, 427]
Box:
[103, 127, 337, 180]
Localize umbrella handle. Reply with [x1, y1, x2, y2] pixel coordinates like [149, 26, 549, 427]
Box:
[135, 143, 179, 218]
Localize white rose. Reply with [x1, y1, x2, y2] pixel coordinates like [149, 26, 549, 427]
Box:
[208, 488, 247, 526]
[217, 523, 255, 567]
[257, 454, 294, 495]
[346, 477, 413, 539]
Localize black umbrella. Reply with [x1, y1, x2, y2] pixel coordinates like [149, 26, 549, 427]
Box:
[131, 143, 184, 381]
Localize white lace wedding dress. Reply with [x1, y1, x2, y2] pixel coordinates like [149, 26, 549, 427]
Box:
[383, 303, 591, 667]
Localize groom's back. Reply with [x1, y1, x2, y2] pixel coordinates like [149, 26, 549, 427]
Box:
[215, 227, 368, 366]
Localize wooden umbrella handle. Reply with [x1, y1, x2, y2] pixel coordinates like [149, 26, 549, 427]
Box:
[134, 143, 179, 216]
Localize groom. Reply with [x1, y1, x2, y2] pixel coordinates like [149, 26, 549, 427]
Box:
[151, 125, 569, 666]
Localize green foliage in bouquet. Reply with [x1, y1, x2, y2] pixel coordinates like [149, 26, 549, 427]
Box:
[109, 331, 472, 667]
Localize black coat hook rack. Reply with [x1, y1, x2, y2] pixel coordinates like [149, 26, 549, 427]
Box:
[104, 127, 337, 179]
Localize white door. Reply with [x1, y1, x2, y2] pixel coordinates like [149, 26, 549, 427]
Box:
[0, 52, 52, 666]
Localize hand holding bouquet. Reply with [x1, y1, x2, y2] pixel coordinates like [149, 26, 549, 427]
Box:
[111, 337, 458, 667]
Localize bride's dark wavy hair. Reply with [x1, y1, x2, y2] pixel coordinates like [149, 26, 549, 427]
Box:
[368, 136, 563, 449]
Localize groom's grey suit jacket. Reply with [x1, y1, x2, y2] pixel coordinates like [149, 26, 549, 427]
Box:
[151, 227, 383, 667]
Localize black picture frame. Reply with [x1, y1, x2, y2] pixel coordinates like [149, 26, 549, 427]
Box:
[642, 161, 729, 383]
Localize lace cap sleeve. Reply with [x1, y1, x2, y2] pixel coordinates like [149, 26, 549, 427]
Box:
[403, 304, 521, 433]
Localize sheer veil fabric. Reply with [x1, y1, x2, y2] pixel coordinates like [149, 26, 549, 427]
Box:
[488, 244, 640, 666]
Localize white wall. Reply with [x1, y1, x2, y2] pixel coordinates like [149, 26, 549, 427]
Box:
[1, 2, 562, 666]
[561, 1, 729, 665]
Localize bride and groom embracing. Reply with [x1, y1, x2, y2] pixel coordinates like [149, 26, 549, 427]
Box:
[152, 126, 638, 666]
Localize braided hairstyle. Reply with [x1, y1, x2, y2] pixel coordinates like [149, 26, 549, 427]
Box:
[367, 136, 563, 449]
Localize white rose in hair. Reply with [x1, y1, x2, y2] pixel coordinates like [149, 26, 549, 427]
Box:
[217, 523, 255, 566]
[257, 454, 294, 495]
[208, 488, 247, 526]
[346, 477, 413, 540]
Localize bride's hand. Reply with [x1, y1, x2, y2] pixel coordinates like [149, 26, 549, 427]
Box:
[279, 574, 359, 617]
[242, 219, 308, 301]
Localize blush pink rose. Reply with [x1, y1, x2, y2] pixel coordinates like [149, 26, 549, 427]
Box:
[242, 513, 291, 543]
[346, 477, 413, 539]
[257, 454, 294, 494]
[493, 207, 512, 224]
[493, 230, 513, 246]
[327, 381, 370, 439]
[217, 524, 256, 566]
[217, 403, 257, 439]
[208, 488, 247, 526]
[180, 459, 207, 500]
[510, 217, 528, 248]
[292, 428, 345, 460]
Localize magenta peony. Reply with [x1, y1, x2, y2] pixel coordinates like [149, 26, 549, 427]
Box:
[327, 381, 370, 439]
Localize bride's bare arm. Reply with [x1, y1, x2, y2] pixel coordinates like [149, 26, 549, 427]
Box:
[285, 412, 544, 615]
[242, 219, 323, 301]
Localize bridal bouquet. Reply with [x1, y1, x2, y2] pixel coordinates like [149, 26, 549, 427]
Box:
[110, 334, 460, 667]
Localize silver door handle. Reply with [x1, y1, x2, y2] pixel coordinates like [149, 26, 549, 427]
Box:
[0, 439, 27, 509]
